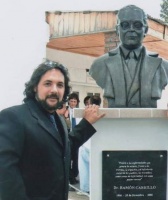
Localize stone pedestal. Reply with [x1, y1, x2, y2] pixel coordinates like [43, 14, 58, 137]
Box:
[74, 108, 168, 200]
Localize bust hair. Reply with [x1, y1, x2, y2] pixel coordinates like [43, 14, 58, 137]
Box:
[116, 5, 148, 34]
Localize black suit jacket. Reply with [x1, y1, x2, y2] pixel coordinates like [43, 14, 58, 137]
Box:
[0, 99, 96, 200]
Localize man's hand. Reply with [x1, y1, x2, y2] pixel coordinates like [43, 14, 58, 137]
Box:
[83, 104, 105, 124]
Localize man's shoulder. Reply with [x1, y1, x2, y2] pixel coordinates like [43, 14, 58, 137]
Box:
[1, 104, 26, 114]
[0, 99, 39, 115]
[0, 103, 28, 123]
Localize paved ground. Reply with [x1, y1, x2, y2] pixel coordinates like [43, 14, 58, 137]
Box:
[68, 184, 89, 200]
[68, 191, 89, 200]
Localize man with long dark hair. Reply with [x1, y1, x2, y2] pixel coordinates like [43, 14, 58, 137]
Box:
[0, 60, 104, 200]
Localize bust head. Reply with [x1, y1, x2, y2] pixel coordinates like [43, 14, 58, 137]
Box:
[116, 5, 148, 50]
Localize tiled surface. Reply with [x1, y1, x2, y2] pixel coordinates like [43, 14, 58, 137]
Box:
[74, 108, 168, 119]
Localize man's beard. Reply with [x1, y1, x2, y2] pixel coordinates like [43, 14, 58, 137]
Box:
[35, 93, 63, 112]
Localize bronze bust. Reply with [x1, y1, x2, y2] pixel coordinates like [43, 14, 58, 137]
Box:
[89, 5, 168, 108]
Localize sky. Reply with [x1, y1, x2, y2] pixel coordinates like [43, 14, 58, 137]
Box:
[44, 0, 162, 19]
[0, 0, 166, 110]
[63, 0, 162, 19]
[1, 0, 162, 19]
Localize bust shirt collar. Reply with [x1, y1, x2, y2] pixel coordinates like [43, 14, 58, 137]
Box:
[120, 45, 143, 60]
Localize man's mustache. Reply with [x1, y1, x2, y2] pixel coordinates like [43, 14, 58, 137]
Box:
[46, 94, 59, 100]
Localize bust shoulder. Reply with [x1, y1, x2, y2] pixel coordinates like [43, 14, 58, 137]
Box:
[92, 48, 119, 67]
[147, 50, 159, 58]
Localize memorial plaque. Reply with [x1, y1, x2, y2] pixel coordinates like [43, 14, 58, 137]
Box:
[102, 151, 167, 200]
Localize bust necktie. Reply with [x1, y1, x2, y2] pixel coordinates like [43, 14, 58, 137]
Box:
[128, 51, 137, 78]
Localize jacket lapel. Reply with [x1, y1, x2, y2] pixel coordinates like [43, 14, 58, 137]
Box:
[140, 50, 162, 106]
[105, 48, 127, 106]
[126, 48, 161, 105]
[58, 115, 69, 153]
[26, 100, 63, 147]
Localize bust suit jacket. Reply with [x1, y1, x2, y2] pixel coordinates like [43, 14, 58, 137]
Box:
[0, 99, 96, 200]
[90, 46, 168, 108]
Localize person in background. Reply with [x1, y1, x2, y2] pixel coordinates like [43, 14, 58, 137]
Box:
[0, 60, 105, 200]
[90, 95, 102, 106]
[65, 93, 80, 131]
[56, 102, 75, 192]
[56, 103, 70, 132]
[56, 103, 67, 116]
[83, 95, 91, 106]
[65, 92, 80, 184]
[78, 95, 102, 195]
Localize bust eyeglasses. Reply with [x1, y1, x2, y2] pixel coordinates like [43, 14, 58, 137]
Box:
[118, 20, 146, 30]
